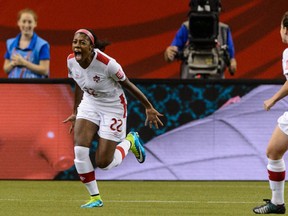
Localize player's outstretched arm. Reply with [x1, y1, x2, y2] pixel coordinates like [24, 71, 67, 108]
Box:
[120, 78, 164, 129]
[264, 80, 288, 111]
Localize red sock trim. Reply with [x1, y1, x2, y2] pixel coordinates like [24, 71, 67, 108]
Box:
[79, 171, 95, 183]
[268, 170, 286, 181]
[116, 146, 125, 160]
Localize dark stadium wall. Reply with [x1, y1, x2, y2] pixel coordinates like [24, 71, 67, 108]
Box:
[0, 0, 287, 79]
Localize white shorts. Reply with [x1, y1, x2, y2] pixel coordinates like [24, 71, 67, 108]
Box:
[76, 99, 127, 142]
[278, 112, 288, 135]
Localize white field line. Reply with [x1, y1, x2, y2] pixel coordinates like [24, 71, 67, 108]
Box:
[0, 199, 259, 204]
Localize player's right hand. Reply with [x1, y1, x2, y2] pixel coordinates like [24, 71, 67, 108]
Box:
[63, 114, 76, 134]
[264, 98, 275, 111]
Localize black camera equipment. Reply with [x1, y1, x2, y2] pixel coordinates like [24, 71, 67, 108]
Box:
[179, 0, 230, 79]
[189, 0, 220, 47]
[188, 12, 218, 48]
[189, 0, 221, 13]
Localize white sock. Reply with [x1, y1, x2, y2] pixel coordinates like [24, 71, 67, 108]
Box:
[74, 146, 99, 195]
[102, 139, 130, 170]
[267, 158, 285, 205]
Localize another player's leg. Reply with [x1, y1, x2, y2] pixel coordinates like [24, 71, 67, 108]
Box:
[74, 145, 103, 208]
[253, 127, 287, 214]
[126, 132, 146, 163]
[253, 158, 286, 214]
[253, 165, 286, 214]
[253, 199, 285, 214]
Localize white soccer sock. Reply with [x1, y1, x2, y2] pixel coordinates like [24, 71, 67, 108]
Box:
[74, 146, 99, 196]
[102, 139, 130, 170]
[267, 158, 285, 205]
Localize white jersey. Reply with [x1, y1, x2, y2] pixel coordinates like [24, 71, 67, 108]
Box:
[67, 49, 127, 111]
[282, 48, 288, 78]
[67, 49, 128, 141]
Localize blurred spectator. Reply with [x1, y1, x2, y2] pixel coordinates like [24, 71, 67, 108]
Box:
[3, 8, 50, 78]
[164, 0, 237, 79]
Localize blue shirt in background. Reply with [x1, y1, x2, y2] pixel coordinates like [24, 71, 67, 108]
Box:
[4, 33, 50, 78]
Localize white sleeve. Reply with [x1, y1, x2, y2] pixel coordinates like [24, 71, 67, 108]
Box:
[67, 60, 73, 78]
[282, 49, 288, 76]
[68, 68, 73, 78]
[107, 59, 126, 81]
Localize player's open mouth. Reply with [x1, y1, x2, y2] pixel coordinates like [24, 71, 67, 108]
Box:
[74, 51, 82, 61]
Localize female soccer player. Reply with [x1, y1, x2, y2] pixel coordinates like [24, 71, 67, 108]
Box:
[253, 11, 288, 214]
[63, 28, 163, 208]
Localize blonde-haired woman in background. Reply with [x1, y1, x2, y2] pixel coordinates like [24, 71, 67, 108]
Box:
[3, 8, 50, 78]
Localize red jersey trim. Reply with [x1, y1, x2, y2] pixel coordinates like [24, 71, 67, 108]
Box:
[96, 52, 109, 65]
[67, 53, 75, 60]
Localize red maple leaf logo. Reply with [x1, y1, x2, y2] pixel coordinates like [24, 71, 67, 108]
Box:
[116, 69, 124, 79]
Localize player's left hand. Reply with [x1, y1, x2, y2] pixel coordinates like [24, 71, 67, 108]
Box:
[145, 108, 164, 129]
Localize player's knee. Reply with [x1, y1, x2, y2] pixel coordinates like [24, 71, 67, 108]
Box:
[266, 148, 284, 160]
[97, 158, 113, 169]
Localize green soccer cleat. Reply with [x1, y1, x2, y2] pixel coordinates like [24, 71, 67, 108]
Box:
[253, 199, 285, 214]
[81, 195, 103, 208]
[126, 132, 146, 163]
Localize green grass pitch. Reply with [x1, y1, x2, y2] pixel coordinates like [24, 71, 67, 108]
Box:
[0, 180, 271, 216]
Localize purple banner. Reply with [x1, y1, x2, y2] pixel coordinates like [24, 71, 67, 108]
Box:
[97, 85, 286, 180]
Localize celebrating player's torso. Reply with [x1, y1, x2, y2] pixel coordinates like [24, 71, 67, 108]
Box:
[67, 49, 126, 104]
